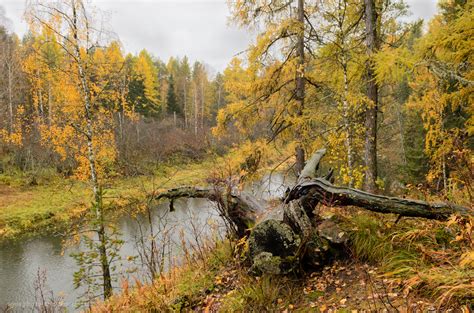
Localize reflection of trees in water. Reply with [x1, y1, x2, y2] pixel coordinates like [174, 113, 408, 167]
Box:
[248, 173, 294, 201]
[1, 176, 284, 308]
[131, 198, 225, 284]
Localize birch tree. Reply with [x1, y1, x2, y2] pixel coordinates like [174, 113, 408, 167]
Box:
[26, 0, 122, 300]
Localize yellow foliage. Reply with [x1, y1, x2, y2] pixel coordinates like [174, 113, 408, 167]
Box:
[406, 2, 473, 192]
[21, 14, 125, 181]
[132, 49, 160, 110]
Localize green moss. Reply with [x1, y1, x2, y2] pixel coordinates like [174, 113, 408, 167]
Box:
[250, 252, 283, 275]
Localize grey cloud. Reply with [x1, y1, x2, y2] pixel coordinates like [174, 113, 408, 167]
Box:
[1, 0, 437, 72]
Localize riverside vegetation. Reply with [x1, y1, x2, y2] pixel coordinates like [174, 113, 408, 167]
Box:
[0, 0, 472, 311]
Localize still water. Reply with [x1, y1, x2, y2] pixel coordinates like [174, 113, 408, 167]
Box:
[0, 173, 292, 310]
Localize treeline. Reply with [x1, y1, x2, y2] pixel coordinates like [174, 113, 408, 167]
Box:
[0, 0, 472, 201]
[0, 22, 226, 177]
[214, 0, 472, 200]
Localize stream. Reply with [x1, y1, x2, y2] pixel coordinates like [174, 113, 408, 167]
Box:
[0, 173, 292, 310]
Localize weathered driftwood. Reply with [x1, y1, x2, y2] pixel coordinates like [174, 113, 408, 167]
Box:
[249, 148, 472, 275]
[153, 186, 260, 238]
[285, 149, 472, 221]
[289, 178, 471, 220]
[298, 148, 327, 182]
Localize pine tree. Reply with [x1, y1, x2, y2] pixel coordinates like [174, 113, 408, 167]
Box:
[166, 74, 179, 115]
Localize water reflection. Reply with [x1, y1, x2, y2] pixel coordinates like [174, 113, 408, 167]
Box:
[0, 173, 290, 310]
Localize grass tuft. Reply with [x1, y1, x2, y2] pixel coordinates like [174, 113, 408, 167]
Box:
[347, 211, 473, 307]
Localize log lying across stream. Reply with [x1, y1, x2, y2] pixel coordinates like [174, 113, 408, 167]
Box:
[152, 149, 472, 275]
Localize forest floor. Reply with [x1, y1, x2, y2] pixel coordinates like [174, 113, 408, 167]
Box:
[191, 260, 445, 312]
[93, 207, 473, 312]
[0, 158, 215, 241]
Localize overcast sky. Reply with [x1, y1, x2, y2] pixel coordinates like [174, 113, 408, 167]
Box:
[1, 0, 438, 72]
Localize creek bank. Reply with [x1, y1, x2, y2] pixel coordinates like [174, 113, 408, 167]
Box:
[0, 160, 214, 243]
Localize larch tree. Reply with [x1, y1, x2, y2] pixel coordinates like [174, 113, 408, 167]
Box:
[129, 49, 160, 117]
[211, 72, 226, 121]
[363, 0, 379, 192]
[176, 56, 191, 129]
[317, 0, 366, 187]
[407, 0, 473, 200]
[191, 61, 211, 134]
[166, 74, 179, 116]
[228, 0, 317, 174]
[213, 57, 257, 139]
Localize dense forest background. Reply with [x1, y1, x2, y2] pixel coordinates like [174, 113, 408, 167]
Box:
[0, 0, 472, 202]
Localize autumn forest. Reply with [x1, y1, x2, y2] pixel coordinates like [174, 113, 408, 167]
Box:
[0, 0, 472, 311]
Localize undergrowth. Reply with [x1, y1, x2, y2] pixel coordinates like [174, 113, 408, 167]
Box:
[90, 209, 473, 311]
[91, 240, 235, 312]
[219, 275, 303, 311]
[347, 211, 473, 308]
[93, 238, 307, 312]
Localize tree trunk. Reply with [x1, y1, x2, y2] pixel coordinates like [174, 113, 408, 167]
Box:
[364, 0, 378, 193]
[71, 3, 113, 299]
[201, 80, 204, 130]
[154, 186, 261, 238]
[217, 83, 222, 109]
[47, 82, 52, 126]
[183, 81, 188, 129]
[194, 83, 198, 136]
[341, 54, 354, 187]
[294, 0, 306, 175]
[7, 62, 13, 134]
[396, 103, 407, 166]
[37, 69, 44, 122]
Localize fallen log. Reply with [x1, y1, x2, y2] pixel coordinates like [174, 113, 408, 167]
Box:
[152, 149, 471, 276]
[291, 178, 472, 220]
[285, 148, 472, 221]
[153, 186, 261, 238]
[249, 148, 472, 275]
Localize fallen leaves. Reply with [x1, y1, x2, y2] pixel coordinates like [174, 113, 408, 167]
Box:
[192, 260, 460, 312]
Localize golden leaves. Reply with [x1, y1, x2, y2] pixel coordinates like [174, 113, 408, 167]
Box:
[21, 31, 123, 181]
[133, 49, 160, 106]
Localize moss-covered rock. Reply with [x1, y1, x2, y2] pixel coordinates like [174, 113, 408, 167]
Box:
[248, 219, 301, 275]
[248, 219, 300, 259]
[249, 252, 282, 275]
